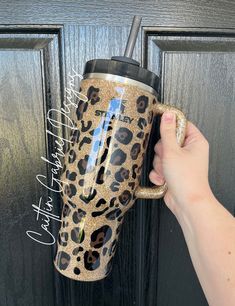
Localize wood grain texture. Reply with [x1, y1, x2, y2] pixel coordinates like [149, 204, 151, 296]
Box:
[0, 1, 234, 305]
[0, 0, 234, 29]
[147, 33, 235, 306]
[0, 50, 56, 306]
[0, 31, 64, 306]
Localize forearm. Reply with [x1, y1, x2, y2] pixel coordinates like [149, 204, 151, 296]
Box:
[175, 191, 235, 306]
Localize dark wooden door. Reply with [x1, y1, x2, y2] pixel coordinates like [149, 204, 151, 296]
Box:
[0, 2, 234, 306]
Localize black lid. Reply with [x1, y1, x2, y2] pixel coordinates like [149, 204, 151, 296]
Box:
[83, 58, 160, 93]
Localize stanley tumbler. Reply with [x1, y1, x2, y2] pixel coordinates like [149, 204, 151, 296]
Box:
[54, 16, 187, 281]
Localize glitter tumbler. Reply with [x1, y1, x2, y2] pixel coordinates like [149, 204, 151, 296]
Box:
[54, 16, 187, 281]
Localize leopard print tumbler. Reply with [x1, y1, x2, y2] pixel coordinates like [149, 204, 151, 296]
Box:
[54, 74, 187, 281]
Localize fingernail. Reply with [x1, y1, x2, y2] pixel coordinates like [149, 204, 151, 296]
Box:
[162, 111, 175, 122]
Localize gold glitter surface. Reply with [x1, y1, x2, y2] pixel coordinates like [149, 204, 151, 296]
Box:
[54, 77, 187, 281]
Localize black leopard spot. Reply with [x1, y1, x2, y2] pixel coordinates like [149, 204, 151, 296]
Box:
[91, 207, 109, 217]
[56, 251, 70, 270]
[62, 204, 71, 218]
[138, 117, 147, 130]
[90, 225, 112, 248]
[136, 95, 149, 113]
[96, 198, 106, 208]
[62, 164, 66, 174]
[119, 190, 132, 206]
[132, 164, 138, 179]
[103, 247, 108, 256]
[110, 149, 126, 165]
[74, 267, 81, 275]
[117, 215, 124, 222]
[128, 181, 135, 190]
[76, 257, 81, 262]
[71, 227, 85, 243]
[77, 155, 89, 175]
[89, 128, 98, 136]
[64, 184, 77, 198]
[62, 221, 68, 228]
[109, 239, 118, 256]
[148, 111, 154, 124]
[137, 131, 144, 139]
[114, 127, 133, 145]
[66, 170, 77, 181]
[68, 150, 76, 163]
[58, 232, 68, 247]
[87, 86, 100, 105]
[130, 143, 141, 160]
[114, 167, 129, 182]
[81, 120, 92, 132]
[110, 197, 116, 207]
[143, 133, 150, 149]
[110, 181, 120, 192]
[79, 188, 97, 204]
[76, 100, 88, 120]
[78, 179, 84, 186]
[106, 136, 111, 147]
[84, 250, 100, 271]
[100, 148, 108, 164]
[72, 246, 83, 256]
[105, 208, 122, 220]
[72, 209, 86, 224]
[71, 129, 80, 143]
[79, 136, 92, 151]
[67, 199, 77, 209]
[96, 166, 105, 184]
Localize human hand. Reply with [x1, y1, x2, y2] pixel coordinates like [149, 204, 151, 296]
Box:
[149, 111, 213, 217]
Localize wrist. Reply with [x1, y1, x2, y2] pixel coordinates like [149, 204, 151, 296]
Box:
[173, 186, 217, 225]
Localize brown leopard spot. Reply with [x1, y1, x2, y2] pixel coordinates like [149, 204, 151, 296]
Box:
[64, 184, 77, 198]
[56, 251, 70, 270]
[110, 149, 126, 165]
[58, 232, 68, 247]
[136, 95, 149, 113]
[115, 167, 129, 182]
[105, 208, 122, 220]
[130, 143, 141, 160]
[84, 250, 100, 271]
[72, 209, 86, 224]
[71, 227, 85, 243]
[90, 225, 112, 248]
[62, 204, 71, 218]
[114, 127, 133, 145]
[87, 86, 100, 105]
[68, 150, 76, 163]
[119, 190, 132, 206]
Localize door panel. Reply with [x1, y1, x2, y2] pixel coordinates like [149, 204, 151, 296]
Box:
[146, 30, 235, 306]
[0, 2, 234, 306]
[0, 30, 63, 306]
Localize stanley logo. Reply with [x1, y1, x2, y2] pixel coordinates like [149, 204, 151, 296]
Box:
[95, 97, 134, 124]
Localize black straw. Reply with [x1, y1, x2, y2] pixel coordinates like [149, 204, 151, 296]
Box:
[124, 16, 142, 58]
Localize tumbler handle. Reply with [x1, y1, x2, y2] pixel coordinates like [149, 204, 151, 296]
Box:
[135, 103, 187, 199]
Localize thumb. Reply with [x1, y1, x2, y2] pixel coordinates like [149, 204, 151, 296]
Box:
[160, 111, 178, 152]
